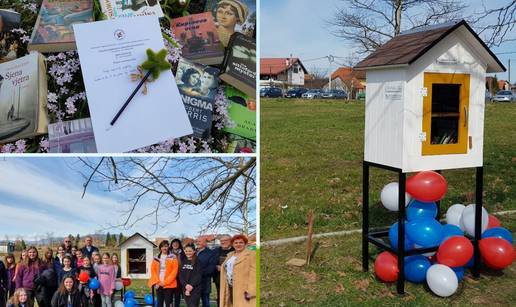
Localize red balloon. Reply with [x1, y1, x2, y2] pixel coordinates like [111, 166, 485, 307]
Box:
[487, 214, 501, 229]
[374, 251, 398, 282]
[437, 236, 474, 267]
[78, 271, 90, 283]
[479, 237, 515, 270]
[406, 171, 447, 202]
[122, 278, 132, 287]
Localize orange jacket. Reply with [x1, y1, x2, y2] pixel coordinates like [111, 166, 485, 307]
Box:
[147, 254, 179, 289]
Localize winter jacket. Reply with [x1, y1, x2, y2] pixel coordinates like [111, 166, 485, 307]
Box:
[147, 254, 179, 289]
[96, 265, 116, 296]
[219, 250, 256, 307]
[80, 246, 99, 260]
[57, 268, 77, 285]
[51, 290, 87, 307]
[6, 265, 16, 295]
[34, 267, 57, 307]
[15, 262, 46, 290]
[196, 248, 217, 279]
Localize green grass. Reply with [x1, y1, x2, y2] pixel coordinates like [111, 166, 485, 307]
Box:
[260, 99, 516, 240]
[260, 213, 516, 306]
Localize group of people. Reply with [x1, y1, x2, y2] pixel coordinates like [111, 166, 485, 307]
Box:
[0, 234, 255, 307]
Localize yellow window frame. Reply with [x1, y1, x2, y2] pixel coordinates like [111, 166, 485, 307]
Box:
[422, 72, 470, 155]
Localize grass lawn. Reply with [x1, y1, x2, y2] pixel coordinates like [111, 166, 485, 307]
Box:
[260, 98, 516, 240]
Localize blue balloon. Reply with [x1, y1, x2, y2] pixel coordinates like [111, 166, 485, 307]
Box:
[88, 278, 100, 290]
[406, 218, 443, 248]
[389, 221, 413, 251]
[452, 266, 465, 281]
[482, 227, 513, 244]
[440, 224, 464, 244]
[124, 298, 136, 307]
[406, 200, 437, 221]
[144, 294, 153, 305]
[404, 255, 431, 283]
[124, 291, 135, 300]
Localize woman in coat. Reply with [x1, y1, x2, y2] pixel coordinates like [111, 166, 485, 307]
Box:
[147, 240, 179, 307]
[219, 235, 256, 307]
[51, 275, 87, 307]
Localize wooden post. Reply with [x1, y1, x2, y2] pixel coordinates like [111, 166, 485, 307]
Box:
[306, 209, 315, 264]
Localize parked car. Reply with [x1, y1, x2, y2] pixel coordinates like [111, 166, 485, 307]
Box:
[260, 87, 283, 98]
[321, 89, 348, 99]
[491, 90, 515, 102]
[301, 89, 322, 99]
[285, 88, 308, 98]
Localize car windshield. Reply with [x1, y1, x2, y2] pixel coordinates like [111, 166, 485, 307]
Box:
[497, 91, 512, 95]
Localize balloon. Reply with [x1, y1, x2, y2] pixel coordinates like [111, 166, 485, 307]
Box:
[78, 271, 90, 283]
[144, 294, 153, 305]
[404, 255, 431, 283]
[446, 204, 465, 227]
[481, 227, 513, 244]
[406, 171, 447, 202]
[114, 301, 124, 307]
[414, 244, 435, 257]
[479, 237, 515, 270]
[115, 281, 124, 291]
[388, 221, 413, 251]
[459, 204, 488, 236]
[406, 218, 443, 248]
[487, 214, 501, 229]
[374, 251, 398, 282]
[406, 200, 437, 221]
[464, 255, 476, 268]
[380, 182, 411, 211]
[426, 264, 458, 297]
[124, 291, 135, 300]
[440, 224, 464, 244]
[452, 266, 465, 281]
[437, 236, 474, 267]
[122, 278, 132, 287]
[88, 278, 100, 290]
[124, 298, 137, 307]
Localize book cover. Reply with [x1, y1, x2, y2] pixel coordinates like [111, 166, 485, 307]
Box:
[220, 32, 255, 98]
[223, 85, 255, 140]
[176, 58, 220, 139]
[205, 0, 256, 47]
[225, 134, 255, 153]
[99, 0, 164, 19]
[28, 0, 93, 53]
[171, 12, 224, 65]
[0, 52, 48, 143]
[48, 117, 97, 153]
[0, 9, 21, 63]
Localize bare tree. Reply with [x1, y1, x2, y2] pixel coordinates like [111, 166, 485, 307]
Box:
[308, 65, 329, 79]
[472, 0, 516, 47]
[74, 157, 256, 236]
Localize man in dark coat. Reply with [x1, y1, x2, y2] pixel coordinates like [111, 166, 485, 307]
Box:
[212, 235, 234, 307]
[195, 238, 217, 307]
[80, 236, 99, 259]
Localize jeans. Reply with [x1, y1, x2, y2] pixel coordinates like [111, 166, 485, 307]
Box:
[101, 295, 112, 307]
[200, 277, 211, 307]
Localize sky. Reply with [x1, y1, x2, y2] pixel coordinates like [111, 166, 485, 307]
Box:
[260, 0, 516, 81]
[0, 157, 255, 241]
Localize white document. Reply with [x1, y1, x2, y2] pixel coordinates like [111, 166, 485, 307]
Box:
[74, 16, 192, 153]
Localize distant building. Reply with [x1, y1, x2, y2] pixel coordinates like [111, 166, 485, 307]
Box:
[0, 241, 15, 254]
[324, 67, 366, 98]
[260, 57, 308, 88]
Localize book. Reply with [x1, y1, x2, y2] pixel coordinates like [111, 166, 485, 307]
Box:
[0, 9, 21, 63]
[225, 134, 255, 153]
[175, 58, 220, 139]
[0, 52, 48, 143]
[205, 0, 256, 47]
[48, 117, 97, 153]
[99, 0, 164, 19]
[73, 15, 192, 153]
[28, 0, 93, 53]
[223, 85, 255, 140]
[171, 12, 225, 66]
[219, 33, 255, 98]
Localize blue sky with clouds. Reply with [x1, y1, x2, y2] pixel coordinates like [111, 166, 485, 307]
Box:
[260, 0, 516, 81]
[0, 158, 254, 240]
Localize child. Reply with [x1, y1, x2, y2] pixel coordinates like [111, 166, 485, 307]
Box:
[5, 254, 16, 298]
[179, 245, 202, 307]
[75, 250, 84, 268]
[51, 276, 87, 307]
[110, 254, 121, 279]
[13, 250, 27, 283]
[57, 256, 76, 285]
[96, 254, 116, 307]
[15, 247, 46, 300]
[91, 253, 102, 307]
[7, 288, 34, 307]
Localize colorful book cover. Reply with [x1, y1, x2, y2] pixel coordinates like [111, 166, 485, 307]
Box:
[205, 0, 256, 46]
[0, 52, 48, 143]
[171, 12, 224, 65]
[223, 85, 255, 140]
[0, 9, 21, 63]
[220, 32, 255, 98]
[28, 0, 93, 52]
[225, 134, 255, 153]
[48, 117, 97, 153]
[99, 0, 164, 19]
[176, 58, 220, 139]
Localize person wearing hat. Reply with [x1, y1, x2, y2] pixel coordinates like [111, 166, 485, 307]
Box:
[215, 0, 249, 46]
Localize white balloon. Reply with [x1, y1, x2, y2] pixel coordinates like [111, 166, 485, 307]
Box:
[380, 182, 411, 211]
[459, 204, 488, 236]
[446, 204, 465, 226]
[426, 264, 458, 297]
[115, 281, 124, 291]
[114, 301, 124, 307]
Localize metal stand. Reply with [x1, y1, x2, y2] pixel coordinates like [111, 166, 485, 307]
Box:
[362, 161, 484, 295]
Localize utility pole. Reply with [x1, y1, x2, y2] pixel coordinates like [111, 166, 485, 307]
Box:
[327, 55, 334, 91]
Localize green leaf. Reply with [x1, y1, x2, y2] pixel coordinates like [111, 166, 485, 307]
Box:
[152, 69, 160, 80]
[146, 49, 156, 61]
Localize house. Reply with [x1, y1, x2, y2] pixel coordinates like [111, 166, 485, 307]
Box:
[498, 79, 511, 90]
[324, 67, 366, 98]
[120, 233, 157, 279]
[0, 241, 15, 254]
[260, 57, 308, 88]
[355, 20, 505, 172]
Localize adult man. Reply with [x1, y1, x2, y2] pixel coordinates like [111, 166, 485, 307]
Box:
[213, 235, 234, 307]
[63, 238, 73, 255]
[196, 237, 217, 307]
[80, 236, 99, 259]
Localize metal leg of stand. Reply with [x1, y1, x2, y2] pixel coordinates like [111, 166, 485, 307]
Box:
[473, 166, 483, 278]
[362, 162, 370, 272]
[396, 171, 406, 295]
